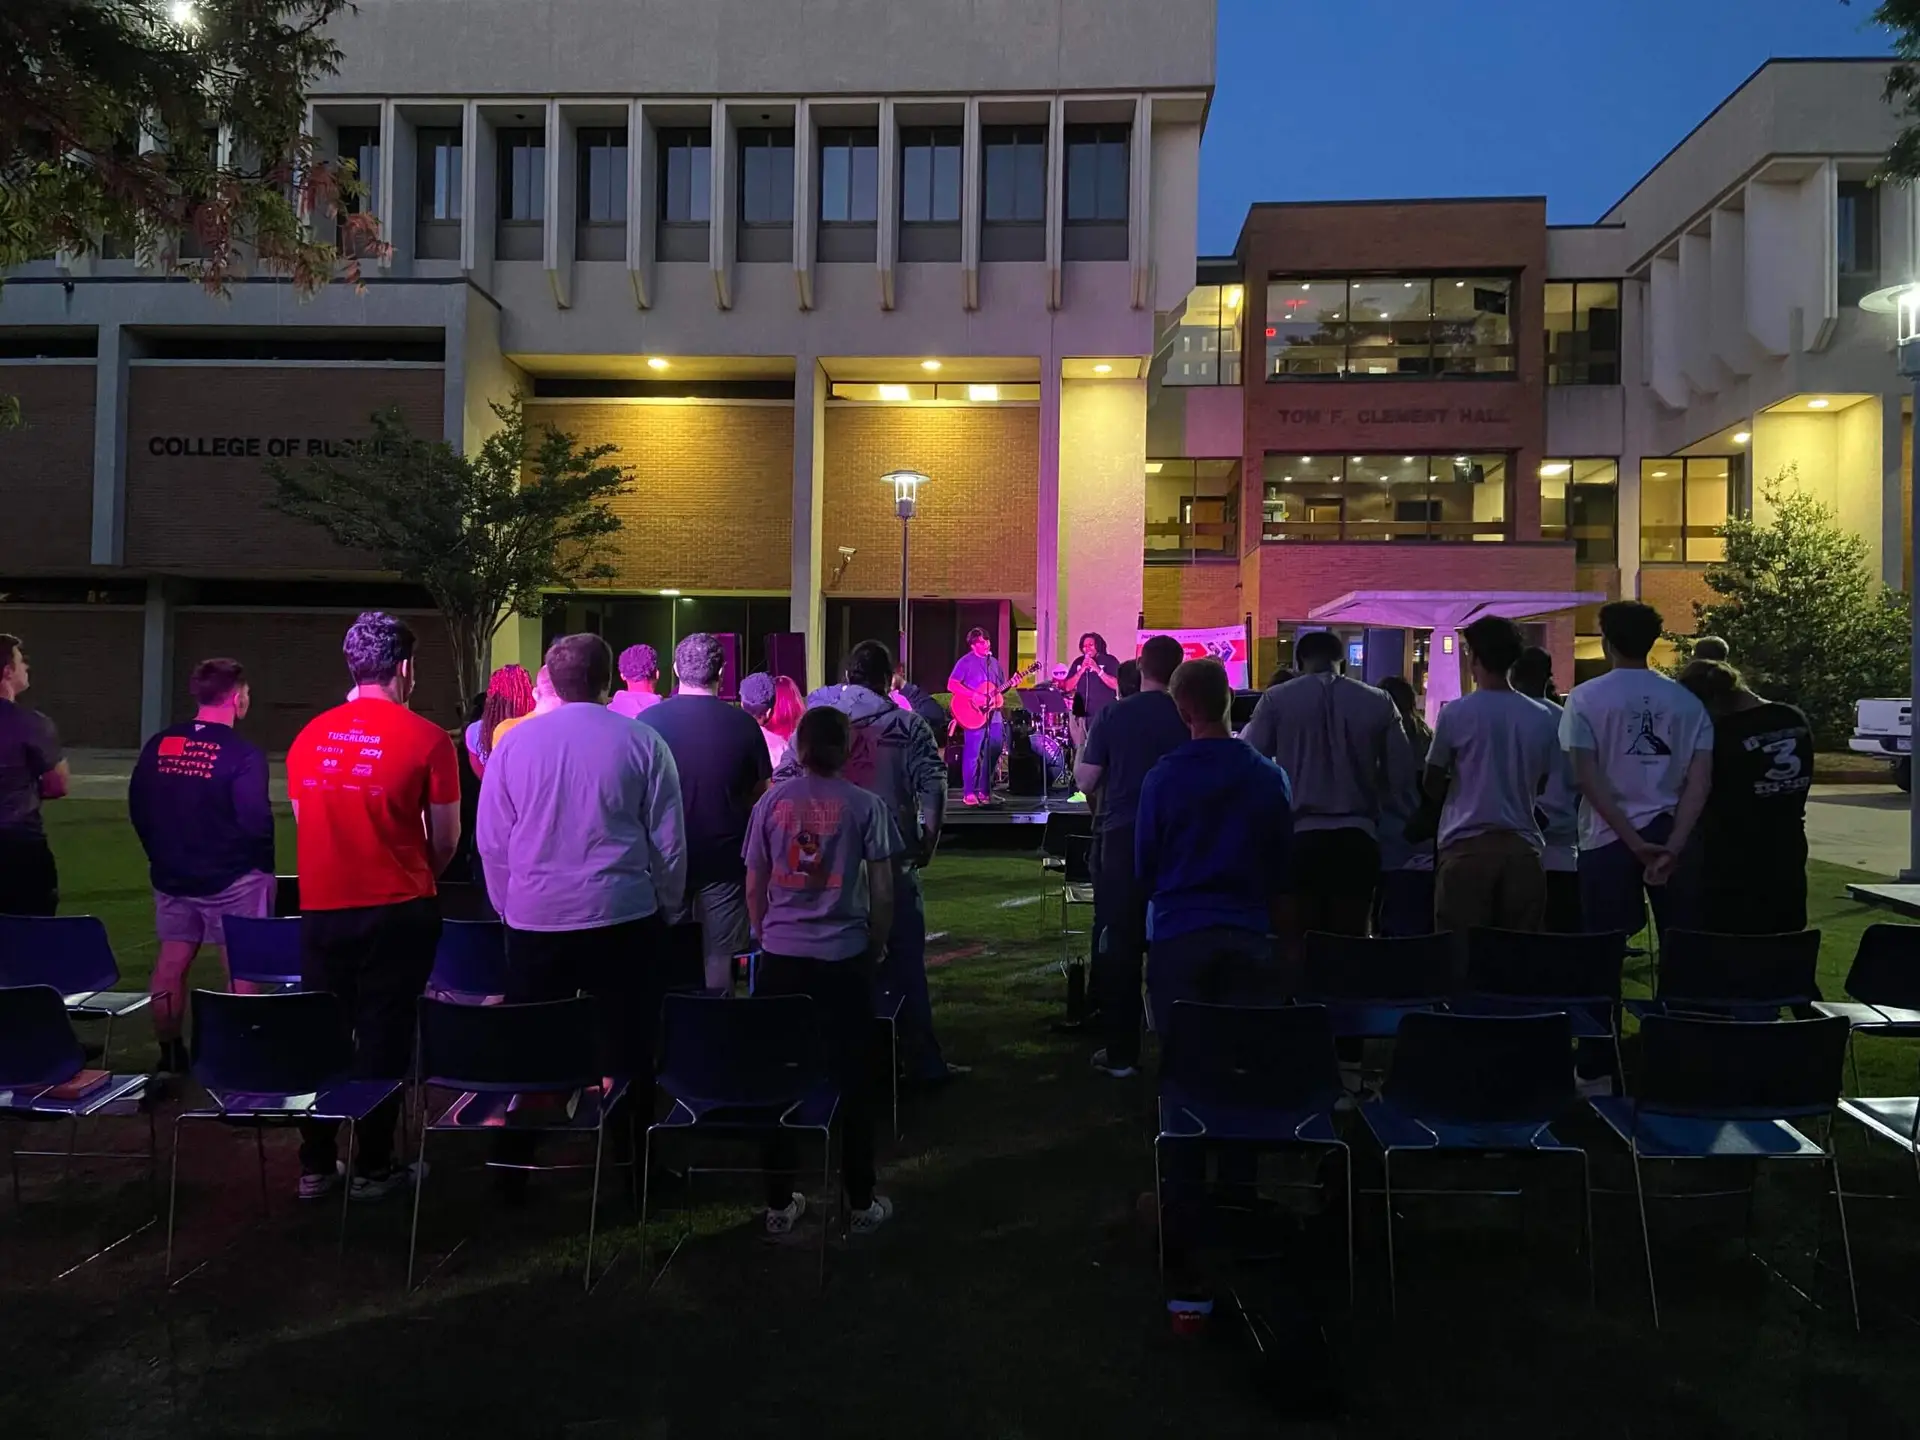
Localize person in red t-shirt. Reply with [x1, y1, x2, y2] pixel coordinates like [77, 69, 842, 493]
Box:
[285, 611, 462, 1203]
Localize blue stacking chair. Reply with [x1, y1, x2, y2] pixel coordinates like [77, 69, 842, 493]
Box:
[1459, 928, 1628, 1085]
[876, 987, 906, 1140]
[1154, 1002, 1351, 1302]
[1814, 924, 1920, 1091]
[1361, 1010, 1588, 1316]
[1625, 929, 1821, 1024]
[408, 996, 626, 1292]
[427, 920, 507, 1005]
[1298, 931, 1454, 1041]
[222, 916, 306, 990]
[1590, 1013, 1856, 1329]
[642, 993, 839, 1285]
[0, 915, 152, 1064]
[166, 989, 402, 1276]
[0, 985, 152, 1202]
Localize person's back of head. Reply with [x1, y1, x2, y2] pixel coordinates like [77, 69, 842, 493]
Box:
[189, 657, 250, 721]
[1267, 665, 1296, 689]
[1676, 658, 1742, 713]
[1294, 629, 1343, 674]
[1461, 616, 1525, 686]
[481, 664, 534, 757]
[544, 633, 613, 705]
[674, 631, 726, 692]
[1116, 659, 1141, 698]
[795, 705, 852, 776]
[342, 610, 416, 695]
[1169, 658, 1231, 734]
[846, 638, 894, 695]
[1138, 634, 1184, 690]
[618, 643, 660, 689]
[740, 671, 777, 723]
[1509, 645, 1554, 700]
[1691, 635, 1730, 663]
[1597, 600, 1663, 666]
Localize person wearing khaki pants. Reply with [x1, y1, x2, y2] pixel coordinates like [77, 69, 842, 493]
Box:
[1422, 617, 1562, 934]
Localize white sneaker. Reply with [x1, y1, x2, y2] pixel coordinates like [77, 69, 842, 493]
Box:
[1575, 1073, 1615, 1100]
[1090, 1049, 1138, 1079]
[850, 1195, 894, 1235]
[296, 1163, 343, 1202]
[349, 1160, 428, 1202]
[765, 1192, 807, 1235]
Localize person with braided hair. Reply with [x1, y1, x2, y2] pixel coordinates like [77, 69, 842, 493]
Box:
[471, 664, 535, 774]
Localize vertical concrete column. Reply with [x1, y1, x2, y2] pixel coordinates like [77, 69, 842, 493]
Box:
[792, 359, 827, 691]
[629, 100, 657, 309]
[1058, 377, 1147, 666]
[140, 577, 172, 741]
[960, 99, 982, 311]
[1034, 361, 1063, 667]
[90, 323, 132, 566]
[876, 99, 899, 310]
[710, 100, 736, 310]
[545, 101, 576, 309]
[1044, 96, 1065, 311]
[791, 99, 815, 311]
[1884, 390, 1908, 589]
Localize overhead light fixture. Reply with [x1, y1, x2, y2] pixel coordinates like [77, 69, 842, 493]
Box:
[646, 357, 669, 371]
[1301, 283, 1310, 290]
[1403, 456, 1415, 463]
[1455, 280, 1465, 288]
[1453, 455, 1467, 464]
[878, 384, 911, 401]
[1651, 470, 1669, 478]
[1539, 462, 1572, 477]
[1093, 363, 1113, 374]
[1807, 397, 1830, 408]
[920, 360, 942, 372]
[966, 383, 1000, 402]
[1732, 431, 1751, 444]
[1145, 462, 1164, 474]
[1224, 286, 1243, 309]
[1378, 312, 1390, 319]
[659, 588, 681, 596]
[1403, 282, 1413, 289]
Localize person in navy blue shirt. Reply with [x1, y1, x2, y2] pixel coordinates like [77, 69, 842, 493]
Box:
[1136, 657, 1294, 1026]
[128, 658, 275, 1072]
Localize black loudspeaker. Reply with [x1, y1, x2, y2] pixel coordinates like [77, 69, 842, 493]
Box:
[766, 632, 808, 691]
[1005, 731, 1046, 798]
[716, 633, 741, 701]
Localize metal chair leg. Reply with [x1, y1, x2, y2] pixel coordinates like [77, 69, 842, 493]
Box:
[1829, 1150, 1862, 1332]
[1153, 1137, 1165, 1278]
[817, 1125, 831, 1295]
[1629, 1148, 1660, 1328]
[405, 1119, 428, 1291]
[1383, 1148, 1399, 1320]
[584, 1117, 607, 1293]
[1339, 1143, 1355, 1311]
[1846, 1034, 1861, 1099]
[164, 1114, 187, 1278]
[889, 1019, 900, 1141]
[638, 1127, 654, 1279]
[254, 1127, 269, 1216]
[339, 1119, 357, 1258]
[62, 1115, 79, 1191]
[1578, 1149, 1595, 1309]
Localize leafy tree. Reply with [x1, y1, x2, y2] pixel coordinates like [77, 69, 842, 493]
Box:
[266, 397, 634, 700]
[2, 0, 382, 428]
[1670, 467, 1910, 746]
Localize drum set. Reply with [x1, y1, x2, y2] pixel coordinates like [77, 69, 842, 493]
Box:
[1007, 691, 1078, 796]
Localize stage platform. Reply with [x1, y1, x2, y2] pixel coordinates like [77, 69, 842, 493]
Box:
[941, 788, 1088, 845]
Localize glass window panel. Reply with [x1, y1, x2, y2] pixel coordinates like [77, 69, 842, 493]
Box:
[1640, 461, 1685, 563]
[1577, 282, 1620, 384]
[1433, 276, 1512, 375]
[820, 142, 849, 222]
[688, 142, 710, 221]
[1144, 460, 1191, 555]
[1015, 134, 1045, 221]
[901, 143, 930, 222]
[849, 141, 877, 222]
[1685, 458, 1731, 562]
[1266, 278, 1347, 377]
[1348, 278, 1430, 376]
[1543, 283, 1575, 384]
[931, 138, 960, 220]
[1066, 139, 1097, 220]
[1098, 135, 1129, 221]
[1261, 454, 1345, 541]
[1386, 455, 1432, 540]
[742, 143, 770, 220]
[1344, 457, 1394, 541]
[1569, 458, 1618, 563]
[984, 138, 1016, 221]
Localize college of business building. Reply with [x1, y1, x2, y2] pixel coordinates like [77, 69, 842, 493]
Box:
[0, 23, 1912, 747]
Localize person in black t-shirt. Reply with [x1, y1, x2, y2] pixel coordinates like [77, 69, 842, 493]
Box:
[1677, 659, 1814, 934]
[1064, 632, 1120, 748]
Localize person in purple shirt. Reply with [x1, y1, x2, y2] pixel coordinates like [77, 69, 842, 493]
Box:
[608, 643, 664, 719]
[0, 633, 69, 917]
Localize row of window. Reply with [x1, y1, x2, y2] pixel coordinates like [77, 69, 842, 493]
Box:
[1265, 278, 1516, 379]
[342, 122, 1130, 262]
[1141, 453, 1744, 562]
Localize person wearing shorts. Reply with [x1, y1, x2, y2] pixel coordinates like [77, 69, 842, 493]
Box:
[128, 659, 276, 1073]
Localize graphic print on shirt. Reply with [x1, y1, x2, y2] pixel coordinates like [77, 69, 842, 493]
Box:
[1746, 729, 1812, 797]
[1624, 703, 1673, 758]
[154, 728, 221, 780]
[300, 720, 389, 799]
[773, 797, 845, 893]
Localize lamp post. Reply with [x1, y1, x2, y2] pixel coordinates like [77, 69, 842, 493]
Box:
[881, 470, 929, 677]
[1860, 282, 1920, 878]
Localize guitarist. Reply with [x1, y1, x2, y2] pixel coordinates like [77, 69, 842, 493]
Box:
[948, 628, 1009, 807]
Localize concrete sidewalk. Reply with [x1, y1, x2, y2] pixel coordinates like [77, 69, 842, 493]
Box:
[1805, 784, 1910, 877]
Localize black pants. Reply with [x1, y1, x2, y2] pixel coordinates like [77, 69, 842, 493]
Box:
[757, 953, 879, 1210]
[1289, 828, 1381, 939]
[1543, 870, 1583, 934]
[1092, 823, 1148, 1068]
[503, 914, 670, 1080]
[297, 896, 441, 1177]
[1705, 829, 1809, 936]
[0, 829, 58, 916]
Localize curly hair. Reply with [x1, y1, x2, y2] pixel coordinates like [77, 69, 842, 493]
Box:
[479, 664, 535, 760]
[342, 611, 415, 686]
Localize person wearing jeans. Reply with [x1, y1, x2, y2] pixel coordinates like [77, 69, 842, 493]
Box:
[745, 706, 900, 1236]
[285, 612, 462, 1202]
[948, 628, 1008, 806]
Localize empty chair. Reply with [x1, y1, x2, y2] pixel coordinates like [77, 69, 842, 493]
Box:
[1460, 928, 1628, 1081]
[1589, 1013, 1855, 1329]
[1814, 924, 1920, 1089]
[427, 920, 507, 1004]
[167, 989, 399, 1275]
[1155, 1002, 1351, 1301]
[0, 984, 152, 1202]
[0, 915, 152, 1064]
[222, 915, 306, 990]
[643, 994, 839, 1284]
[1361, 1010, 1588, 1316]
[1298, 931, 1454, 1040]
[1626, 929, 1821, 1024]
[408, 996, 625, 1292]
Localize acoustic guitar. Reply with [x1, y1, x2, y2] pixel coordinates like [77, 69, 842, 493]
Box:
[950, 662, 1040, 731]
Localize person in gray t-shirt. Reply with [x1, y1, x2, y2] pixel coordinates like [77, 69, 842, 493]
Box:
[744, 706, 901, 1237]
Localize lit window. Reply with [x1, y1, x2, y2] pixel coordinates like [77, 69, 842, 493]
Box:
[1640, 457, 1743, 564]
[1539, 458, 1619, 563]
[1265, 277, 1513, 379]
[1543, 282, 1621, 385]
[1259, 454, 1509, 542]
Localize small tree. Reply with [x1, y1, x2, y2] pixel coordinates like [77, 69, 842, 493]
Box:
[1672, 466, 1910, 746]
[266, 396, 633, 700]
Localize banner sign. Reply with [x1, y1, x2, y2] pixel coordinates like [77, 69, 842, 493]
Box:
[1136, 624, 1251, 689]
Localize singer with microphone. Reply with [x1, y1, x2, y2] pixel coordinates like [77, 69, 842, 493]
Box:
[1065, 632, 1120, 749]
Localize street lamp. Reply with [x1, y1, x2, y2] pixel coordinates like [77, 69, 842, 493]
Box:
[1860, 281, 1920, 877]
[881, 469, 929, 676]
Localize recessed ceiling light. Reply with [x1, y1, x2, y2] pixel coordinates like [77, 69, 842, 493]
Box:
[1378, 312, 1390, 319]
[1651, 470, 1669, 478]
[1453, 456, 1467, 464]
[1539, 462, 1572, 477]
[1403, 282, 1413, 289]
[1455, 281, 1465, 287]
[967, 384, 999, 402]
[1301, 283, 1310, 290]
[1352, 455, 1365, 463]
[878, 384, 911, 401]
[646, 357, 669, 371]
[920, 360, 942, 372]
[659, 588, 681, 596]
[1733, 431, 1751, 443]
[1145, 462, 1163, 474]
[1093, 363, 1113, 374]
[1807, 397, 1830, 408]
[1403, 456, 1415, 463]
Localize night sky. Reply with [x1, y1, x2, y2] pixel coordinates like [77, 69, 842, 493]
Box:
[1198, 0, 1894, 253]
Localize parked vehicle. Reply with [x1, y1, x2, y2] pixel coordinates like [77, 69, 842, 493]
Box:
[1851, 697, 1913, 791]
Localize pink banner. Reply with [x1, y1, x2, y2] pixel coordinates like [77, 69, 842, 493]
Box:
[1135, 625, 1251, 689]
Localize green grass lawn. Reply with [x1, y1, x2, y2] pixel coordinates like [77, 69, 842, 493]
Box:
[6, 800, 1920, 1438]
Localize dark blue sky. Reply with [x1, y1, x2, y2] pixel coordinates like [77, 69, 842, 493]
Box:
[1198, 0, 1893, 253]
